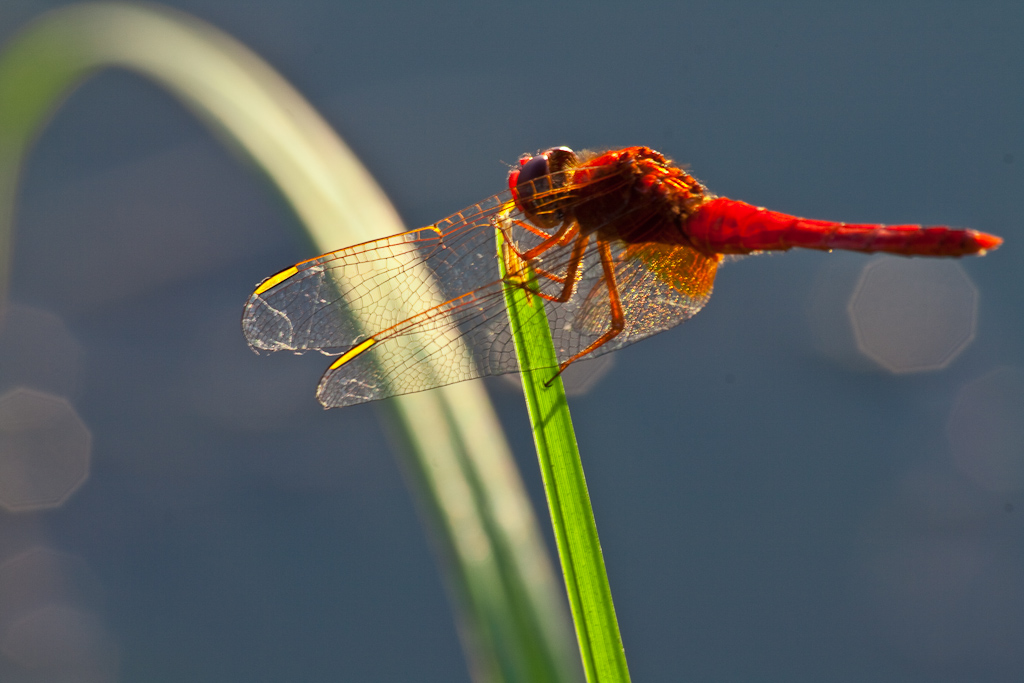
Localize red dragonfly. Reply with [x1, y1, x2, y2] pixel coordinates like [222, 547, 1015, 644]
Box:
[243, 146, 1002, 407]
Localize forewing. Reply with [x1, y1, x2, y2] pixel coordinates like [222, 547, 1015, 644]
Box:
[243, 195, 509, 354]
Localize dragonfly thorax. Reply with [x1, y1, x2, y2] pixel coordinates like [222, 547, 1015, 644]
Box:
[568, 147, 713, 247]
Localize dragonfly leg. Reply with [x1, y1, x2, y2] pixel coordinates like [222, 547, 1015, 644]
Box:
[510, 217, 579, 249]
[499, 215, 574, 260]
[521, 264, 573, 291]
[500, 217, 581, 289]
[528, 231, 590, 304]
[502, 220, 589, 301]
[545, 238, 624, 385]
[532, 267, 569, 285]
[511, 217, 557, 241]
[520, 220, 579, 260]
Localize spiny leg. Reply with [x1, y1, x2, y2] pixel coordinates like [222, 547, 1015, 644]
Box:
[510, 217, 579, 248]
[519, 220, 578, 261]
[499, 216, 580, 285]
[501, 219, 589, 301]
[527, 231, 590, 304]
[545, 238, 625, 385]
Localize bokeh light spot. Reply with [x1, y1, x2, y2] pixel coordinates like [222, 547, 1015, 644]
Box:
[847, 258, 978, 373]
[0, 389, 91, 512]
[0, 548, 114, 681]
[948, 367, 1024, 492]
[857, 468, 1024, 672]
[1, 604, 117, 681]
[0, 303, 81, 397]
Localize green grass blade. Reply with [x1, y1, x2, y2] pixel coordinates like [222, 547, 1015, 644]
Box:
[497, 232, 631, 683]
[0, 5, 580, 681]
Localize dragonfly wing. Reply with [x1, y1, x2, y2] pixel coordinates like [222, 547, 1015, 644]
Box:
[570, 240, 721, 354]
[313, 278, 524, 407]
[243, 195, 511, 354]
[243, 192, 554, 406]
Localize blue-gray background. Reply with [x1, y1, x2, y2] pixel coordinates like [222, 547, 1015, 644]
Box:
[1, 1, 1022, 681]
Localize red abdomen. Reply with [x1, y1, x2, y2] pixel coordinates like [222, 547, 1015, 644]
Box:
[684, 197, 1002, 257]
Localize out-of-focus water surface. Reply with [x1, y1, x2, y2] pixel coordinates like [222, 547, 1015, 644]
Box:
[0, 2, 1021, 681]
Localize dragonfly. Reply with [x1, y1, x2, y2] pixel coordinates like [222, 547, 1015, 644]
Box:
[243, 146, 1002, 408]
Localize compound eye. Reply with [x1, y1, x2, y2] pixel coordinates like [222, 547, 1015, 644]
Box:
[514, 146, 577, 190]
[509, 146, 577, 198]
[516, 153, 552, 188]
[508, 147, 578, 229]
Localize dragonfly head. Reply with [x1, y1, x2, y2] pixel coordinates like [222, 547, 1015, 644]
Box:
[509, 146, 578, 229]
